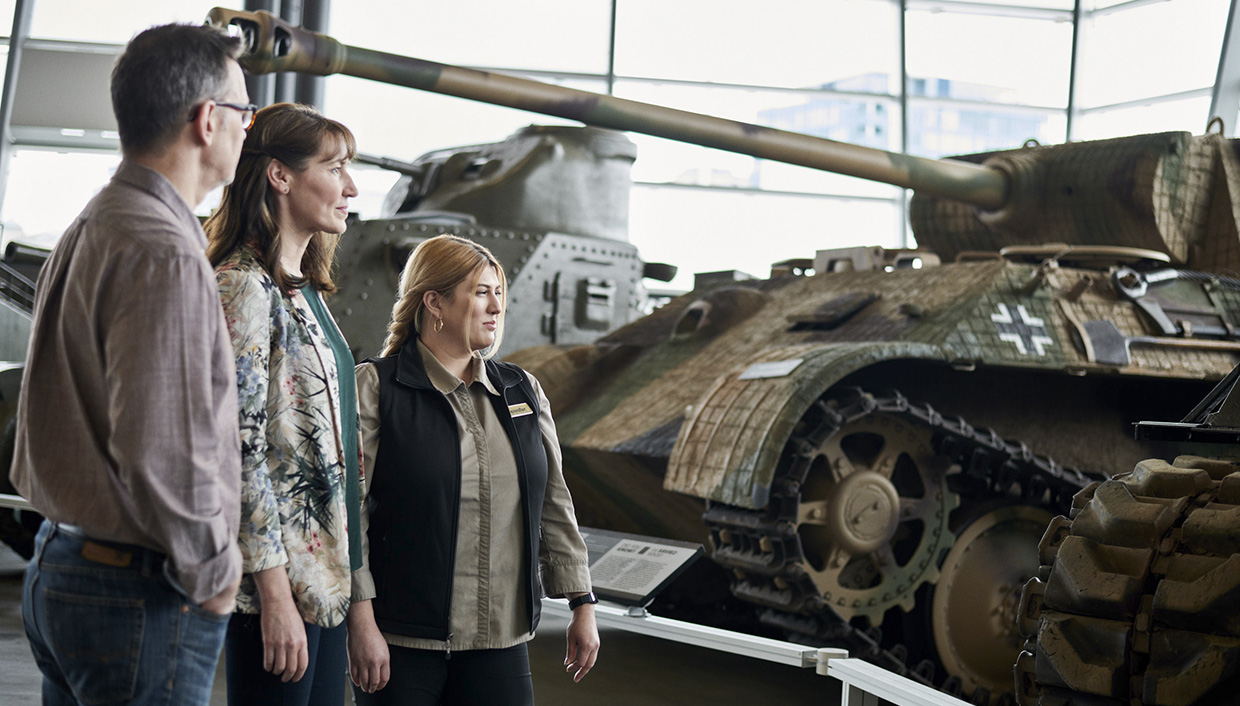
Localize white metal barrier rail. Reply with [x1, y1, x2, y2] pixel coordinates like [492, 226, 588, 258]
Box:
[541, 599, 970, 706]
[0, 491, 968, 706]
[0, 493, 32, 511]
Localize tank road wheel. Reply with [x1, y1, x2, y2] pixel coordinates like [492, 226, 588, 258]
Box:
[789, 390, 960, 624]
[931, 504, 1053, 698]
[1016, 456, 1240, 706]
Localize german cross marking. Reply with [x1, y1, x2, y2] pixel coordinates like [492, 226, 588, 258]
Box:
[991, 304, 1053, 356]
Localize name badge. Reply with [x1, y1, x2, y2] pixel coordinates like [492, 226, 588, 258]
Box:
[508, 402, 534, 418]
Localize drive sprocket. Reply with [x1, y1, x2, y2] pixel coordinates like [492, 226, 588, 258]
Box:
[788, 391, 960, 622]
[707, 389, 959, 623]
[704, 386, 1097, 702]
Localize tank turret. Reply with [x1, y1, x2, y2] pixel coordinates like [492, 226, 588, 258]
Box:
[331, 123, 653, 358]
[909, 131, 1240, 276]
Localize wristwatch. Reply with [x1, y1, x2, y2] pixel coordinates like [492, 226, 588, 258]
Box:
[567, 592, 598, 610]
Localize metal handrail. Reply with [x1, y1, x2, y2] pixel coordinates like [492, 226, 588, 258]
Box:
[0, 489, 971, 704]
[0, 260, 35, 314]
[540, 599, 971, 706]
[0, 493, 33, 511]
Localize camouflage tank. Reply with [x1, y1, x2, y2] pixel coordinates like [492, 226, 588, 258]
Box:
[0, 8, 1187, 702]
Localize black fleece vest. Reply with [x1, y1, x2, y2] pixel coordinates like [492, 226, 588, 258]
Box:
[365, 340, 547, 641]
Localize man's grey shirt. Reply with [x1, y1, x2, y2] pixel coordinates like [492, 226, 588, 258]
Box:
[11, 160, 242, 603]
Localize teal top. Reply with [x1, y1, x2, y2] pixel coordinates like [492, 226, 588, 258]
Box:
[302, 285, 362, 571]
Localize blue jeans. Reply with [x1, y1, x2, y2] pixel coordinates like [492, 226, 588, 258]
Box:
[22, 520, 230, 706]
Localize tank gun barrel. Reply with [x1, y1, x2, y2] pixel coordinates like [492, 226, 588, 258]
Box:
[207, 8, 1008, 211]
[354, 152, 423, 177]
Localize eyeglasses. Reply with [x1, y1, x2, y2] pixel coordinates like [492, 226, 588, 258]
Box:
[189, 100, 258, 131]
[214, 101, 258, 131]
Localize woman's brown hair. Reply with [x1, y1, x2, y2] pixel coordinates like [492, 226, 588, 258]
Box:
[382, 234, 507, 358]
[205, 102, 356, 293]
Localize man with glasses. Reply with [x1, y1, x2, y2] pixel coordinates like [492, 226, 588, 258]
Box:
[215, 101, 258, 131]
[12, 22, 252, 706]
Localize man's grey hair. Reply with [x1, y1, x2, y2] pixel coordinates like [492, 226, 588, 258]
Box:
[110, 23, 244, 156]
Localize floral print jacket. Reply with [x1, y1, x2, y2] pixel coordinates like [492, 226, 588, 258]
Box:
[216, 244, 356, 628]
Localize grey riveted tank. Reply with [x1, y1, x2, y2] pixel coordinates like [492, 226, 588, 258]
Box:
[336, 123, 657, 359]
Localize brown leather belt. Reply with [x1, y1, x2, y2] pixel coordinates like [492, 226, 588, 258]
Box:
[53, 522, 165, 570]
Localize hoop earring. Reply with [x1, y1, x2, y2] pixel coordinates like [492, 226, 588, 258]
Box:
[434, 317, 443, 333]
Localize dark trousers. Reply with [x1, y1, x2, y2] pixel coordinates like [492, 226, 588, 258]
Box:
[352, 643, 535, 706]
[225, 611, 347, 706]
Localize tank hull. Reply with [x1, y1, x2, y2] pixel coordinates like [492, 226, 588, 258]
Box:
[508, 253, 1239, 699]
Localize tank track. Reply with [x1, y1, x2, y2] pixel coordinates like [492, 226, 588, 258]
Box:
[1016, 456, 1240, 705]
[703, 387, 1102, 703]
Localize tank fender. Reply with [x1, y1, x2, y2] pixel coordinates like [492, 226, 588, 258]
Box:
[664, 341, 948, 508]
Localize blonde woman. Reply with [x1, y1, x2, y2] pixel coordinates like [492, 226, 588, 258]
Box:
[347, 234, 600, 705]
[205, 102, 361, 706]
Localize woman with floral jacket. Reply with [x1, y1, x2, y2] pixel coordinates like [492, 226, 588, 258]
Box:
[205, 103, 361, 706]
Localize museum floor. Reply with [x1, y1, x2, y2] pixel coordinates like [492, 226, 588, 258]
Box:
[0, 544, 838, 706]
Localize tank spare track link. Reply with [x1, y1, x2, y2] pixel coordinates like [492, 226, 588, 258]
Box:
[703, 387, 1101, 704]
[1016, 455, 1240, 706]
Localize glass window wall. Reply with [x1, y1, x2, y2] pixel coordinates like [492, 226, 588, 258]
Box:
[29, 0, 241, 42]
[614, 0, 900, 90]
[1075, 94, 1215, 140]
[906, 8, 1074, 110]
[1075, 0, 1228, 110]
[3, 149, 117, 241]
[322, 73, 599, 169]
[0, 0, 1233, 285]
[630, 185, 903, 290]
[329, 0, 611, 74]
